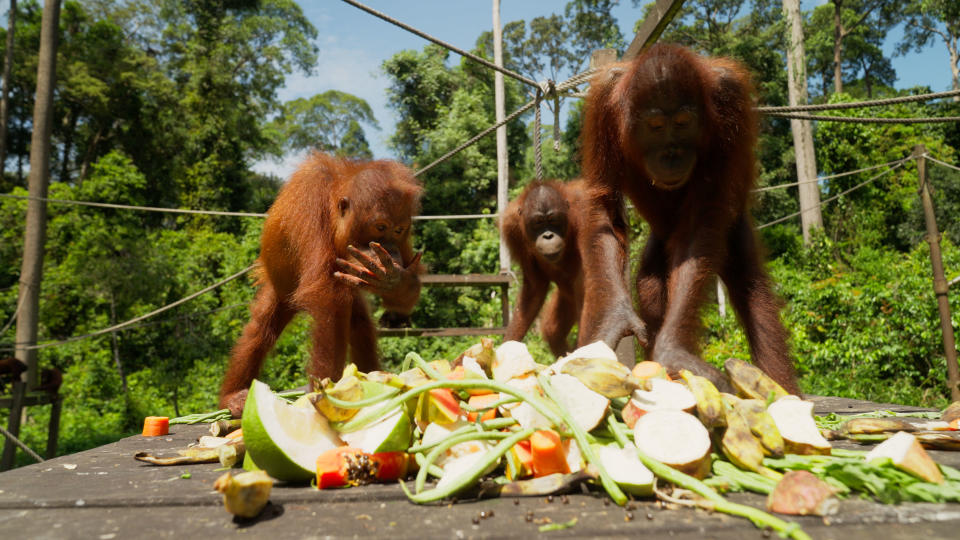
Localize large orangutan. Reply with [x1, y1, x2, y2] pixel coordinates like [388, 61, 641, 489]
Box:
[502, 180, 628, 357]
[578, 43, 799, 394]
[219, 153, 423, 416]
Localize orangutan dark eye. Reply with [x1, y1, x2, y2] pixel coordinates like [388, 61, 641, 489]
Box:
[647, 116, 667, 131]
[376, 223, 387, 233]
[394, 226, 405, 236]
[674, 111, 694, 127]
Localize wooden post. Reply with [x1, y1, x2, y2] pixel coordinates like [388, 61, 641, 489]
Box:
[493, 0, 510, 281]
[4, 0, 60, 471]
[1, 380, 25, 469]
[622, 0, 687, 60]
[915, 145, 960, 401]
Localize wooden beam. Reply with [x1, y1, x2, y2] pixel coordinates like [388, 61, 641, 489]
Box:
[622, 0, 687, 60]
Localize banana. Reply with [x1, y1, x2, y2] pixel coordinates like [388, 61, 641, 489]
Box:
[721, 401, 766, 474]
[734, 399, 784, 458]
[679, 369, 726, 429]
[724, 358, 790, 401]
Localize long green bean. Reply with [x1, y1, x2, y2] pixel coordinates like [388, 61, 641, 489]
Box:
[537, 373, 627, 506]
[607, 416, 810, 540]
[399, 428, 535, 503]
[407, 418, 517, 454]
[333, 379, 565, 433]
[323, 386, 401, 408]
[415, 431, 512, 493]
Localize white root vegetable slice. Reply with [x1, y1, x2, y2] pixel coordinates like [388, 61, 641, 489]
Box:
[548, 373, 610, 432]
[865, 431, 944, 484]
[493, 341, 538, 382]
[596, 443, 654, 495]
[633, 409, 711, 478]
[767, 397, 832, 455]
[630, 378, 696, 413]
[548, 341, 618, 375]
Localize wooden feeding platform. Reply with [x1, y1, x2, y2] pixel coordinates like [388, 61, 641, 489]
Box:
[2, 396, 959, 539]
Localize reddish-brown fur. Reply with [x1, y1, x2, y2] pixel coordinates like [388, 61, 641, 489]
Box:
[219, 153, 423, 415]
[502, 180, 619, 356]
[578, 44, 799, 393]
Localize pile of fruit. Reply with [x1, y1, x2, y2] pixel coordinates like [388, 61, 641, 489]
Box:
[167, 340, 960, 538]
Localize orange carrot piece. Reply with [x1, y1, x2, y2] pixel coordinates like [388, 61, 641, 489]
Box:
[950, 418, 960, 431]
[632, 361, 669, 380]
[466, 394, 499, 422]
[508, 439, 534, 480]
[225, 428, 243, 439]
[142, 416, 169, 437]
[530, 429, 569, 477]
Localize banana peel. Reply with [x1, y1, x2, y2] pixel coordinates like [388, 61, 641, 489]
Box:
[311, 374, 364, 422]
[134, 438, 244, 466]
[560, 356, 647, 398]
[724, 358, 790, 402]
[214, 470, 273, 518]
[721, 402, 780, 480]
[842, 417, 918, 435]
[735, 399, 785, 458]
[679, 369, 726, 429]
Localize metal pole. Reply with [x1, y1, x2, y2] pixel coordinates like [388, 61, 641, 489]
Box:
[915, 144, 960, 401]
[493, 0, 510, 277]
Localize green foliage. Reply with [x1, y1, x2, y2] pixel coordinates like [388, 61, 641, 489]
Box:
[273, 90, 379, 159]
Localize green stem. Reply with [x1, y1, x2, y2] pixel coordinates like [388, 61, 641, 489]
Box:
[459, 396, 519, 412]
[333, 379, 565, 433]
[399, 428, 535, 503]
[323, 386, 401, 408]
[407, 418, 517, 454]
[415, 431, 512, 493]
[607, 416, 809, 540]
[538, 373, 627, 506]
[413, 453, 444, 479]
[406, 351, 446, 380]
[169, 409, 231, 425]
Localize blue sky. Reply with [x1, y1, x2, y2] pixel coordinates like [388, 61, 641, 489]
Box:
[255, 0, 954, 177]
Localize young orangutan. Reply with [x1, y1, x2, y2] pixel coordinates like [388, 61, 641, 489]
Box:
[501, 179, 629, 357]
[219, 153, 423, 416]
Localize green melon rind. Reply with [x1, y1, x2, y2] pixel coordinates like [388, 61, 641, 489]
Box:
[242, 379, 342, 482]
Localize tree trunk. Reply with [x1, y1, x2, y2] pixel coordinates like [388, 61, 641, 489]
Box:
[59, 109, 75, 184]
[0, 0, 16, 175]
[14, 0, 60, 388]
[950, 38, 959, 102]
[493, 0, 510, 274]
[783, 0, 823, 244]
[832, 0, 844, 94]
[109, 293, 127, 394]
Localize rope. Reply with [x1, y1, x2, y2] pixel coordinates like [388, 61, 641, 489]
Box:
[0, 192, 267, 217]
[415, 213, 496, 220]
[925, 154, 960, 174]
[764, 112, 960, 124]
[340, 0, 538, 89]
[0, 282, 27, 335]
[414, 99, 537, 177]
[757, 89, 960, 113]
[534, 89, 544, 180]
[0, 423, 44, 463]
[0, 265, 255, 352]
[0, 192, 493, 222]
[757, 158, 907, 230]
[753, 157, 914, 193]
